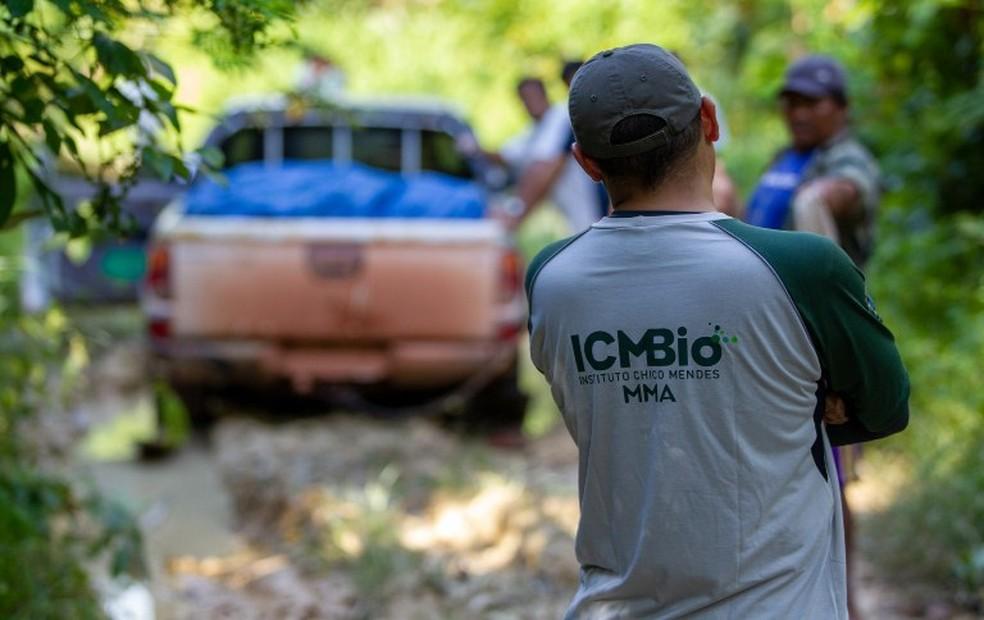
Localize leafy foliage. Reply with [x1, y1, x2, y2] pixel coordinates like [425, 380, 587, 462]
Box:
[0, 0, 302, 235]
[858, 0, 984, 217]
[847, 2, 983, 598]
[0, 308, 145, 618]
[864, 213, 984, 599]
[0, 1, 300, 615]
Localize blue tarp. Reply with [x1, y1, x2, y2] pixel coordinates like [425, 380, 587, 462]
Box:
[185, 161, 486, 219]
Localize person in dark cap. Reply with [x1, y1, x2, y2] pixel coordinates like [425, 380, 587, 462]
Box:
[561, 59, 582, 87]
[745, 54, 882, 618]
[526, 43, 908, 618]
[745, 54, 881, 268]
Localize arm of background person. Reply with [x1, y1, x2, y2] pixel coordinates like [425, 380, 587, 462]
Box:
[801, 177, 860, 219]
[515, 155, 567, 217]
[511, 105, 573, 223]
[457, 133, 514, 169]
[802, 142, 880, 221]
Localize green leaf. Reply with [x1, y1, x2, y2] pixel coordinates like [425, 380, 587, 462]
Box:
[142, 148, 173, 181]
[28, 52, 54, 67]
[147, 78, 175, 102]
[202, 168, 228, 186]
[63, 90, 98, 117]
[172, 156, 190, 181]
[141, 52, 176, 85]
[0, 142, 16, 226]
[92, 33, 145, 78]
[23, 165, 66, 222]
[62, 134, 79, 157]
[80, 1, 111, 24]
[9, 75, 36, 99]
[199, 146, 225, 168]
[98, 116, 133, 136]
[67, 211, 87, 237]
[0, 56, 26, 74]
[42, 120, 61, 155]
[6, 0, 34, 18]
[22, 98, 45, 123]
[92, 87, 140, 135]
[74, 73, 116, 117]
[159, 101, 180, 131]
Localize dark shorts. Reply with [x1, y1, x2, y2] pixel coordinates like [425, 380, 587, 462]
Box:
[832, 446, 845, 487]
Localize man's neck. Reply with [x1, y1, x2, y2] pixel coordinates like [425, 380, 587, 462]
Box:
[610, 173, 716, 214]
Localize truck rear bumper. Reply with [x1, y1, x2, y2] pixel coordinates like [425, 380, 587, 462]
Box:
[149, 337, 517, 392]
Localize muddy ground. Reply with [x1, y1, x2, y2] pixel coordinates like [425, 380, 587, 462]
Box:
[64, 341, 976, 620]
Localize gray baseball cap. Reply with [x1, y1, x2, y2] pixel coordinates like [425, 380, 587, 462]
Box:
[569, 44, 702, 159]
[779, 55, 847, 101]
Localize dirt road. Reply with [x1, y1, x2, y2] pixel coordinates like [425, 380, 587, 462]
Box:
[74, 343, 971, 619]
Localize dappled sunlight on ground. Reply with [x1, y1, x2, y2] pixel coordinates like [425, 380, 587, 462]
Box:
[73, 344, 976, 619]
[157, 415, 581, 618]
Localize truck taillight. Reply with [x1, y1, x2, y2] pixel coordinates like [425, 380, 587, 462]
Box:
[147, 244, 171, 299]
[499, 249, 521, 302]
[148, 318, 171, 339]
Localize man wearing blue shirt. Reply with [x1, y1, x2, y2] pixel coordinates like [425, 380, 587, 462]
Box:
[745, 55, 880, 268]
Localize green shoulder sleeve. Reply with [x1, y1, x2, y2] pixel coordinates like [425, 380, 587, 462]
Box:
[714, 219, 910, 445]
[524, 232, 588, 304]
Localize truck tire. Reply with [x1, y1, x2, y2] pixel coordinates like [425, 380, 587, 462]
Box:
[170, 382, 217, 430]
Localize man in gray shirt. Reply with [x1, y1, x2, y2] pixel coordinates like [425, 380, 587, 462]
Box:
[526, 44, 909, 619]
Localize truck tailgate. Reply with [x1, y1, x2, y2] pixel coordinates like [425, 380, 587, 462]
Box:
[166, 217, 506, 341]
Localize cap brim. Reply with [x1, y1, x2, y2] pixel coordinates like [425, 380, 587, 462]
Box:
[778, 78, 829, 99]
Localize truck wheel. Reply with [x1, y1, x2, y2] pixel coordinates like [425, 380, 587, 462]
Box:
[463, 360, 529, 435]
[168, 382, 216, 430]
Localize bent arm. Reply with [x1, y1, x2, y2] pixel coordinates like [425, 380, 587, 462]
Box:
[712, 220, 909, 446]
[803, 244, 910, 445]
[516, 156, 567, 217]
[801, 177, 860, 220]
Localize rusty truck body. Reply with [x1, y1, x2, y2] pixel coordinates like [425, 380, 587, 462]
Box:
[143, 98, 527, 424]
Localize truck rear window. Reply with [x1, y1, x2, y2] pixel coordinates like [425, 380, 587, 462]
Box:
[220, 128, 264, 168]
[284, 126, 334, 160]
[217, 122, 476, 180]
[421, 130, 472, 179]
[352, 127, 401, 172]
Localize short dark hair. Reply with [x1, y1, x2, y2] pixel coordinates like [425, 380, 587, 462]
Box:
[595, 112, 703, 192]
[561, 60, 582, 85]
[517, 76, 545, 93]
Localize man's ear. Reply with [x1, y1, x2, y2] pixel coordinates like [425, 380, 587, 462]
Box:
[700, 96, 720, 144]
[572, 143, 605, 182]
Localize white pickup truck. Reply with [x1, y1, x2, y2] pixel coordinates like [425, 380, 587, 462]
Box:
[143, 99, 528, 430]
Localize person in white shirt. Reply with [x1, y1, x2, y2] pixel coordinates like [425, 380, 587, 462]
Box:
[506, 60, 608, 233]
[482, 77, 553, 176]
